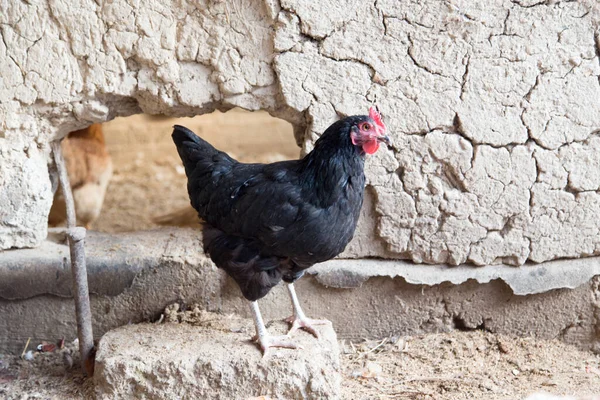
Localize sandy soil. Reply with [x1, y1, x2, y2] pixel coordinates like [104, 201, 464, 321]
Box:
[18, 111, 598, 399]
[2, 328, 599, 399]
[341, 333, 600, 400]
[0, 340, 94, 400]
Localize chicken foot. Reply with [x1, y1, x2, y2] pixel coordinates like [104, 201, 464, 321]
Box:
[250, 301, 298, 355]
[285, 283, 331, 338]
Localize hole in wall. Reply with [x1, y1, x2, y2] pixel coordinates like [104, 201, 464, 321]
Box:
[48, 108, 299, 232]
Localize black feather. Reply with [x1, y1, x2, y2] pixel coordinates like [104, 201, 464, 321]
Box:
[172, 116, 369, 301]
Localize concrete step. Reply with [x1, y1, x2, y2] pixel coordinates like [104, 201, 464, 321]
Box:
[1, 228, 599, 355]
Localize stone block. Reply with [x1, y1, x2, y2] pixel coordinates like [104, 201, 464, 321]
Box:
[94, 315, 341, 399]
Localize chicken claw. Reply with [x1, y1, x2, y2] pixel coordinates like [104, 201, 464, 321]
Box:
[249, 301, 300, 356]
[285, 315, 331, 338]
[252, 333, 299, 356]
[285, 283, 331, 338]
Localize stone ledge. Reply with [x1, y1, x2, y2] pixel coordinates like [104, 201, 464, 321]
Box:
[94, 318, 341, 400]
[0, 228, 204, 299]
[1, 229, 598, 355]
[2, 229, 600, 300]
[314, 258, 600, 296]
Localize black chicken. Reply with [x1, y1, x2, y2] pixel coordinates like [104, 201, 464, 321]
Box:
[172, 108, 389, 353]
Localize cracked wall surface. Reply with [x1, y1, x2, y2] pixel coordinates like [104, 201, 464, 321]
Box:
[1, 0, 600, 267]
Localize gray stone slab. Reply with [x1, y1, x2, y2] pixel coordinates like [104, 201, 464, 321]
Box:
[0, 228, 201, 299]
[1, 230, 598, 355]
[312, 258, 600, 295]
[3, 229, 600, 301]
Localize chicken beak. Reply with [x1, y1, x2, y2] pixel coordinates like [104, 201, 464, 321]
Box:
[377, 135, 391, 146]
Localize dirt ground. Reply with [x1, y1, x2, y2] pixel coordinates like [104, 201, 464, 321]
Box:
[341, 333, 600, 400]
[1, 326, 599, 399]
[9, 111, 596, 399]
[0, 340, 94, 400]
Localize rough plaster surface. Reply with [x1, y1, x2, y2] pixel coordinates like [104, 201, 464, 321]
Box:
[0, 230, 599, 355]
[94, 321, 341, 399]
[1, 0, 600, 266]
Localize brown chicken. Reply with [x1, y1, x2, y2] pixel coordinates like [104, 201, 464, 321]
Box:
[48, 123, 113, 229]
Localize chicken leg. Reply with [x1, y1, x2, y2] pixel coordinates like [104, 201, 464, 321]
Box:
[250, 301, 298, 355]
[285, 283, 331, 338]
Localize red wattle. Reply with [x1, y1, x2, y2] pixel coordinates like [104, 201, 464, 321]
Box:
[363, 140, 379, 154]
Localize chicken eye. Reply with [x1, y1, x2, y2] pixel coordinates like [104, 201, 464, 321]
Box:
[363, 123, 371, 130]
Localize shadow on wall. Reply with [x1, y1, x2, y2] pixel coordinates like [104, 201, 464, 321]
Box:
[48, 108, 299, 233]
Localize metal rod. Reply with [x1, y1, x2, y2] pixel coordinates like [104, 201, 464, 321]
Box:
[51, 141, 95, 376]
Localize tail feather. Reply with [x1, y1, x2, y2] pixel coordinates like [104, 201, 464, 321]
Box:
[171, 125, 218, 177]
[172, 124, 238, 221]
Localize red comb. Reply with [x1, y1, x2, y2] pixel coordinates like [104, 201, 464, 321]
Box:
[369, 106, 386, 133]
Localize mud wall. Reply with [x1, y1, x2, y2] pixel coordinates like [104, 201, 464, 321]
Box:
[1, 0, 600, 267]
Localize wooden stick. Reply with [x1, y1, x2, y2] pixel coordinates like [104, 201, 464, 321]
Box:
[51, 141, 95, 376]
[20, 337, 31, 360]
